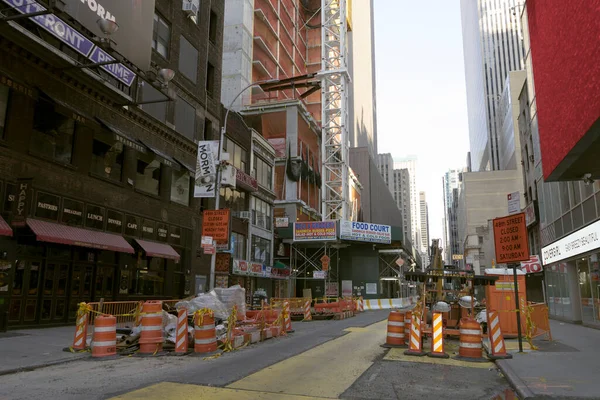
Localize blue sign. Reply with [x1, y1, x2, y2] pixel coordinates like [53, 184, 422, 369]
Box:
[3, 0, 135, 87]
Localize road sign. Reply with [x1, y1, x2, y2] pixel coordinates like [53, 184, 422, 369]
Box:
[314, 271, 326, 279]
[492, 213, 529, 264]
[395, 258, 405, 267]
[201, 236, 213, 247]
[452, 254, 463, 260]
[507, 192, 521, 215]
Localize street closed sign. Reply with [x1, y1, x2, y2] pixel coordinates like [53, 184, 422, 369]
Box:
[493, 213, 529, 264]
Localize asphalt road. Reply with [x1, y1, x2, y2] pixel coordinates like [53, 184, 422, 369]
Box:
[0, 311, 514, 400]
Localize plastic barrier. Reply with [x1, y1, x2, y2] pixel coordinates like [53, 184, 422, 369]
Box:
[528, 302, 552, 341]
[455, 318, 485, 362]
[92, 315, 117, 358]
[363, 298, 415, 310]
[139, 301, 164, 355]
[271, 298, 307, 315]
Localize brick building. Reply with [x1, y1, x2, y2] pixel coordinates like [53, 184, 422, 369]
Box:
[0, 0, 224, 328]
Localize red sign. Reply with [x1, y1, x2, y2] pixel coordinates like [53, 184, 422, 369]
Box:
[321, 255, 330, 271]
[251, 263, 263, 274]
[520, 255, 542, 274]
[236, 169, 258, 192]
[203, 245, 215, 255]
[493, 213, 529, 264]
[202, 209, 231, 249]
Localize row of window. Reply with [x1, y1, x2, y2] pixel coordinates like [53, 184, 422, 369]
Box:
[1, 86, 192, 207]
[230, 232, 272, 265]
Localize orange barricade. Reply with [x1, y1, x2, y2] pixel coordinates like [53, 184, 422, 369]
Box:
[72, 302, 90, 351]
[428, 312, 449, 358]
[87, 299, 180, 328]
[382, 310, 406, 348]
[455, 318, 485, 362]
[92, 315, 117, 358]
[139, 301, 164, 354]
[175, 309, 188, 354]
[528, 302, 552, 340]
[194, 311, 218, 354]
[271, 298, 307, 315]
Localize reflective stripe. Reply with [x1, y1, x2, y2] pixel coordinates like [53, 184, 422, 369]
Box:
[141, 326, 162, 331]
[410, 336, 420, 348]
[92, 340, 116, 347]
[387, 332, 405, 338]
[195, 338, 217, 345]
[494, 342, 504, 353]
[433, 341, 442, 352]
[490, 316, 499, 330]
[178, 325, 187, 336]
[194, 325, 215, 331]
[94, 326, 115, 333]
[74, 338, 83, 346]
[388, 321, 404, 327]
[143, 313, 163, 318]
[176, 337, 186, 349]
[492, 329, 500, 342]
[459, 342, 481, 348]
[460, 329, 481, 335]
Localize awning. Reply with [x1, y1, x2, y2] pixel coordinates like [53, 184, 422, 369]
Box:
[96, 117, 148, 154]
[139, 139, 181, 170]
[135, 239, 180, 262]
[39, 90, 97, 128]
[273, 260, 288, 269]
[27, 218, 134, 253]
[0, 215, 13, 237]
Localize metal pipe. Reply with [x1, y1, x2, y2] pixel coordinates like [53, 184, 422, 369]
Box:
[208, 79, 279, 291]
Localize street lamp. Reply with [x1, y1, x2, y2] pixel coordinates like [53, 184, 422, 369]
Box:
[208, 78, 279, 291]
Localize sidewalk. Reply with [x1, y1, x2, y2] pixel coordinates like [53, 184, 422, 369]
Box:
[0, 325, 87, 376]
[496, 320, 600, 399]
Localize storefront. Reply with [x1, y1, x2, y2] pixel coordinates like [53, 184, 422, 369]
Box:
[231, 259, 290, 306]
[0, 181, 191, 328]
[541, 219, 600, 326]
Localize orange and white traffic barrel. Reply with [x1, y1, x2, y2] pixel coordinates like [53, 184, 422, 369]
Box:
[138, 300, 164, 355]
[404, 312, 426, 356]
[303, 299, 312, 321]
[175, 308, 189, 354]
[487, 309, 512, 360]
[92, 315, 117, 358]
[71, 302, 90, 351]
[283, 300, 294, 333]
[427, 311, 449, 358]
[454, 317, 486, 362]
[382, 310, 406, 348]
[194, 311, 218, 354]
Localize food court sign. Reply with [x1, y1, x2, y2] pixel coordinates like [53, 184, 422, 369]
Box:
[340, 221, 391, 244]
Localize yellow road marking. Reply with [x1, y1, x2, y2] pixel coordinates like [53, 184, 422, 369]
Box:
[109, 382, 332, 400]
[227, 320, 387, 398]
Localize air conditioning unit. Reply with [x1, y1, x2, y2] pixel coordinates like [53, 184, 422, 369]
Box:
[182, 0, 199, 17]
[238, 211, 251, 220]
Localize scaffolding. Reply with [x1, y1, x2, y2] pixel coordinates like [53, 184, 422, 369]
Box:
[290, 243, 340, 297]
[320, 0, 350, 221]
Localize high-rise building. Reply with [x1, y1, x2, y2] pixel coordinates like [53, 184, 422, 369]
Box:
[377, 153, 394, 193]
[394, 156, 420, 250]
[393, 169, 412, 245]
[460, 0, 526, 172]
[442, 169, 461, 262]
[419, 191, 430, 260]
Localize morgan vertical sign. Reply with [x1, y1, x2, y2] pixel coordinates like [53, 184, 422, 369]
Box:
[493, 213, 529, 264]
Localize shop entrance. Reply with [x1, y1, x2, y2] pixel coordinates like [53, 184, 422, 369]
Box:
[69, 264, 93, 321]
[8, 260, 42, 325]
[39, 261, 69, 324]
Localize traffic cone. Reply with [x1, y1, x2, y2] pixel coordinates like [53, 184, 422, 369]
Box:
[487, 309, 512, 360]
[427, 311, 449, 358]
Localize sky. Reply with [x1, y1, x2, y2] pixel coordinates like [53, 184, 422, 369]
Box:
[373, 0, 470, 246]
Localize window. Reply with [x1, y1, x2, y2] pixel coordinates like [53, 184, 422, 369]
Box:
[130, 257, 165, 296]
[152, 13, 170, 58]
[179, 36, 198, 83]
[219, 188, 246, 212]
[136, 152, 162, 195]
[232, 232, 246, 260]
[91, 132, 124, 182]
[209, 10, 218, 43]
[252, 197, 272, 230]
[204, 118, 213, 140]
[253, 157, 272, 190]
[223, 138, 247, 172]
[206, 62, 215, 96]
[140, 82, 167, 123]
[0, 84, 8, 139]
[30, 100, 75, 164]
[171, 169, 191, 206]
[251, 235, 271, 265]
[175, 96, 196, 140]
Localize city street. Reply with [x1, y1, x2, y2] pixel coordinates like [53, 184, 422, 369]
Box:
[0, 311, 512, 400]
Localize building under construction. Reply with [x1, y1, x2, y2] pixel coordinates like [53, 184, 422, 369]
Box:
[221, 0, 418, 300]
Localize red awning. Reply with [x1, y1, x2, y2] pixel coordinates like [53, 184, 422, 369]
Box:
[135, 239, 180, 261]
[0, 215, 13, 237]
[27, 219, 134, 253]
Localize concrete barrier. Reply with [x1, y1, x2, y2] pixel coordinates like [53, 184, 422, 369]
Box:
[363, 297, 416, 310]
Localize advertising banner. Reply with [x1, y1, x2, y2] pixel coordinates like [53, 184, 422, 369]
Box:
[62, 0, 155, 71]
[520, 255, 543, 274]
[340, 221, 391, 244]
[194, 141, 219, 198]
[2, 0, 143, 86]
[293, 221, 337, 241]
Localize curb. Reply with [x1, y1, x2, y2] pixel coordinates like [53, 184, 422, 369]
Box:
[496, 359, 536, 400]
[0, 354, 88, 377]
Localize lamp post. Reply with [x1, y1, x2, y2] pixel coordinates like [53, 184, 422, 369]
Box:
[208, 79, 279, 291]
